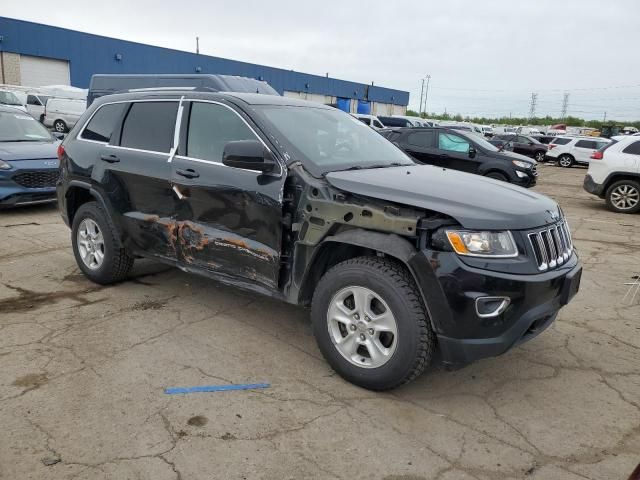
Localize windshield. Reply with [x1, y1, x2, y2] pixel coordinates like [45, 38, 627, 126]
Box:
[0, 91, 23, 106]
[0, 111, 53, 142]
[256, 106, 414, 175]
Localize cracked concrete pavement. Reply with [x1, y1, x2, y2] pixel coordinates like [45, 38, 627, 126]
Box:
[0, 164, 638, 480]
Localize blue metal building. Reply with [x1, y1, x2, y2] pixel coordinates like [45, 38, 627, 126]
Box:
[0, 16, 408, 114]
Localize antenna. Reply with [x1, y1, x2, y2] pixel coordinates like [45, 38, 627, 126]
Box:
[196, 37, 200, 54]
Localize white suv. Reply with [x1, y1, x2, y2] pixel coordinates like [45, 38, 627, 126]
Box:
[583, 137, 640, 213]
[547, 136, 611, 167]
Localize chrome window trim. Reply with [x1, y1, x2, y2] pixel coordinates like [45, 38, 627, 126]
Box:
[77, 98, 180, 147]
[75, 97, 285, 176]
[167, 96, 185, 163]
[180, 99, 284, 176]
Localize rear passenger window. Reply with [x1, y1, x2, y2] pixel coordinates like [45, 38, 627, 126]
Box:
[622, 141, 640, 155]
[407, 131, 434, 147]
[186, 102, 257, 162]
[120, 102, 178, 153]
[82, 103, 127, 143]
[575, 140, 597, 149]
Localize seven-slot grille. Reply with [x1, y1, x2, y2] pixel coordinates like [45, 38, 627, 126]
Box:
[528, 220, 573, 271]
[13, 171, 60, 189]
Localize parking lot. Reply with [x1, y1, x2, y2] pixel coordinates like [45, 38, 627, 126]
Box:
[0, 164, 638, 480]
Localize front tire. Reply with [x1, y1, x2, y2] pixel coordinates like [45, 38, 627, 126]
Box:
[53, 120, 67, 133]
[485, 171, 508, 182]
[71, 202, 134, 284]
[311, 256, 434, 390]
[605, 179, 640, 214]
[558, 154, 574, 168]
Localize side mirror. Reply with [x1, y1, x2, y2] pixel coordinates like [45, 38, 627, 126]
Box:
[528, 141, 534, 146]
[222, 140, 277, 173]
[52, 132, 65, 140]
[468, 146, 477, 158]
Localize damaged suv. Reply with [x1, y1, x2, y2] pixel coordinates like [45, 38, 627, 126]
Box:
[57, 92, 582, 390]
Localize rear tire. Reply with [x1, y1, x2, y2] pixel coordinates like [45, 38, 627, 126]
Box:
[71, 201, 134, 284]
[311, 256, 434, 390]
[485, 171, 508, 182]
[558, 154, 574, 168]
[605, 179, 640, 214]
[53, 120, 67, 133]
[534, 151, 545, 162]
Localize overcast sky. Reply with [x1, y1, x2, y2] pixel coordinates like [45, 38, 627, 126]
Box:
[4, 0, 640, 120]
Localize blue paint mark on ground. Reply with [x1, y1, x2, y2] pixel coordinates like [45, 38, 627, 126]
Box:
[164, 383, 270, 395]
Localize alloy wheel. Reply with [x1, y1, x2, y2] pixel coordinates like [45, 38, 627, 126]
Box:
[610, 184, 640, 211]
[326, 286, 398, 369]
[77, 218, 105, 270]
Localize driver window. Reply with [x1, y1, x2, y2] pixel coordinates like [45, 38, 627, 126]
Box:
[187, 102, 258, 162]
[438, 132, 470, 153]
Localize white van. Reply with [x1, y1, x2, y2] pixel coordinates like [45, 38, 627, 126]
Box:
[0, 89, 28, 113]
[352, 114, 385, 129]
[43, 98, 86, 132]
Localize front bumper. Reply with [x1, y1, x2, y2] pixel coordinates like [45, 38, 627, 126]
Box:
[512, 168, 536, 187]
[583, 174, 605, 197]
[0, 159, 59, 208]
[408, 249, 581, 367]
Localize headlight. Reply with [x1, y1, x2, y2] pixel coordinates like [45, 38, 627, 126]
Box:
[0, 159, 12, 170]
[512, 160, 532, 169]
[446, 230, 518, 257]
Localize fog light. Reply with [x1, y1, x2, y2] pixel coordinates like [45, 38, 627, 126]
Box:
[516, 170, 528, 178]
[475, 296, 510, 318]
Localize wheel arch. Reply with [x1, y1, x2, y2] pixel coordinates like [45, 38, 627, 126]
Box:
[65, 182, 124, 247]
[297, 229, 418, 306]
[603, 172, 640, 194]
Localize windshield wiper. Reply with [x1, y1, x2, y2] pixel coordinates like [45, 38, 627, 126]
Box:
[334, 162, 412, 172]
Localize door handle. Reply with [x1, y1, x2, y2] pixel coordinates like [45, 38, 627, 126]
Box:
[100, 154, 120, 163]
[176, 168, 199, 179]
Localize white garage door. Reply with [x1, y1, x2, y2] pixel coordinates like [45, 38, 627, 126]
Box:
[20, 55, 70, 87]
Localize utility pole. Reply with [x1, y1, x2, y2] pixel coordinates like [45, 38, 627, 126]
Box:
[561, 92, 570, 120]
[196, 36, 200, 54]
[603, 111, 607, 123]
[528, 92, 538, 121]
[419, 79, 425, 116]
[423, 75, 431, 116]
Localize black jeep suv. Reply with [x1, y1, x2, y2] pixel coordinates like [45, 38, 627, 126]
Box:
[381, 127, 538, 187]
[56, 91, 581, 390]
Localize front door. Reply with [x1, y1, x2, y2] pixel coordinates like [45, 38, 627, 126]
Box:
[170, 100, 284, 290]
[437, 131, 478, 173]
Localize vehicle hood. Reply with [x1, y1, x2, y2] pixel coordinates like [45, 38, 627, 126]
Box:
[325, 165, 560, 230]
[0, 141, 58, 161]
[490, 149, 537, 163]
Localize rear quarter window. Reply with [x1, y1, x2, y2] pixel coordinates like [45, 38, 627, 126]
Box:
[552, 137, 572, 145]
[622, 140, 640, 155]
[81, 103, 127, 143]
[120, 101, 178, 153]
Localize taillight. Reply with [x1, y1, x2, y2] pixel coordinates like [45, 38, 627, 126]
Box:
[548, 144, 556, 150]
[591, 151, 603, 160]
[57, 144, 65, 160]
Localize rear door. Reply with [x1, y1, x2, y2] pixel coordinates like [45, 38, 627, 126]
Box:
[620, 140, 640, 172]
[88, 100, 179, 259]
[573, 139, 599, 163]
[170, 100, 284, 290]
[402, 130, 440, 165]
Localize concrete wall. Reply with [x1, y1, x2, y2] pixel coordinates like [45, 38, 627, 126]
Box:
[0, 52, 21, 84]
